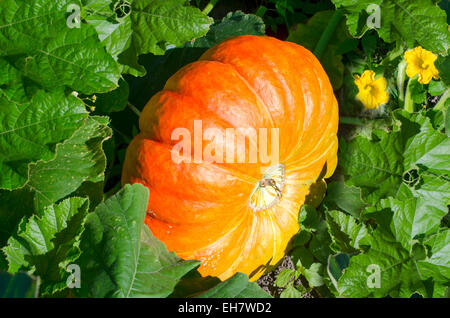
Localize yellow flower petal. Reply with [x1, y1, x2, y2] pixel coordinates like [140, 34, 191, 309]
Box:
[354, 70, 389, 109]
[404, 46, 439, 84]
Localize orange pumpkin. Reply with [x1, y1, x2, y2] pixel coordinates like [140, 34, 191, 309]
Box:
[122, 35, 338, 281]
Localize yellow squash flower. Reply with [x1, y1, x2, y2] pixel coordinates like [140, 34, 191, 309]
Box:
[404, 46, 439, 84]
[354, 70, 389, 109]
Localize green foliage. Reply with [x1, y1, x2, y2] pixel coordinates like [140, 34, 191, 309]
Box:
[0, 0, 449, 300]
[0, 0, 120, 94]
[0, 91, 88, 190]
[339, 110, 450, 207]
[332, 0, 450, 55]
[3, 197, 89, 295]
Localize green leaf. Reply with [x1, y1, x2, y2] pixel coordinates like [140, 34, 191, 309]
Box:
[0, 0, 120, 94]
[23, 116, 112, 211]
[339, 110, 450, 205]
[337, 227, 429, 297]
[446, 103, 450, 137]
[292, 246, 314, 269]
[303, 263, 324, 287]
[31, 200, 91, 295]
[119, 0, 212, 76]
[78, 183, 199, 297]
[193, 11, 265, 48]
[292, 230, 311, 247]
[279, 284, 303, 298]
[94, 79, 130, 113]
[323, 181, 366, 218]
[0, 272, 38, 298]
[274, 268, 295, 287]
[298, 204, 322, 231]
[0, 90, 87, 190]
[309, 229, 333, 264]
[195, 273, 271, 298]
[436, 55, 450, 86]
[339, 130, 404, 204]
[326, 210, 369, 253]
[429, 80, 447, 97]
[85, 7, 133, 60]
[361, 33, 377, 56]
[408, 78, 427, 104]
[327, 253, 350, 290]
[381, 196, 448, 251]
[0, 58, 38, 103]
[417, 229, 450, 283]
[332, 0, 450, 55]
[3, 197, 89, 274]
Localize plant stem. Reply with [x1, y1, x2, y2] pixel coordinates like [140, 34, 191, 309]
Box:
[127, 102, 141, 117]
[404, 78, 414, 113]
[313, 9, 344, 59]
[397, 60, 407, 104]
[434, 88, 450, 111]
[339, 116, 367, 126]
[202, 0, 219, 15]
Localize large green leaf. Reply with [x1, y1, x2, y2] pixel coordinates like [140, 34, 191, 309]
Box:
[417, 229, 450, 283]
[382, 197, 448, 251]
[0, 90, 87, 190]
[0, 0, 120, 94]
[84, 7, 133, 60]
[78, 183, 200, 297]
[339, 110, 450, 208]
[337, 228, 428, 297]
[396, 111, 450, 176]
[337, 212, 449, 298]
[24, 116, 112, 211]
[0, 58, 37, 104]
[3, 197, 89, 275]
[323, 181, 366, 218]
[339, 130, 404, 203]
[326, 210, 369, 253]
[332, 0, 450, 55]
[119, 0, 212, 76]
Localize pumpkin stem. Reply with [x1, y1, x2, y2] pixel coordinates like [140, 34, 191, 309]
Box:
[259, 178, 282, 197]
[249, 164, 285, 212]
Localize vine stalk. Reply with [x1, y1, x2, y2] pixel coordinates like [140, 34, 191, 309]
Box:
[313, 9, 344, 59]
[202, 0, 219, 15]
[434, 88, 450, 111]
